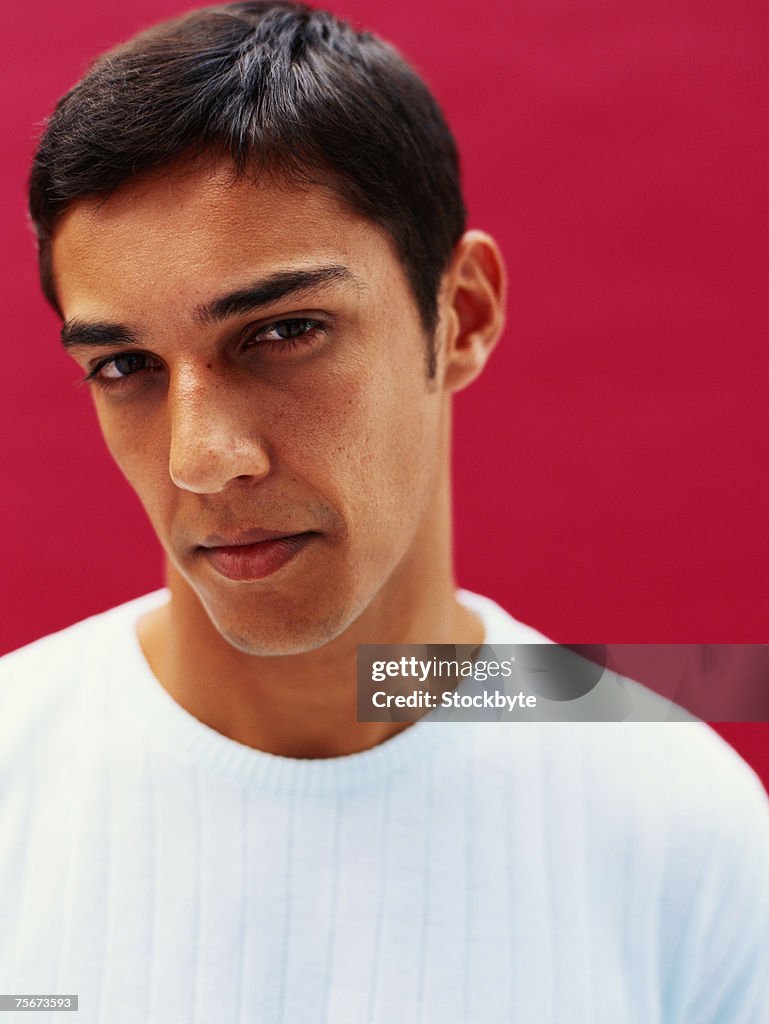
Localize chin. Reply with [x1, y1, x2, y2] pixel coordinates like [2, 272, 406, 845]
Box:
[202, 594, 356, 657]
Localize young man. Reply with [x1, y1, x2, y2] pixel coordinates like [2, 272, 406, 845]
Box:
[1, 3, 767, 1020]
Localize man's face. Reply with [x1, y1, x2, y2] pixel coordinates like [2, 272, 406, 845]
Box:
[52, 160, 450, 654]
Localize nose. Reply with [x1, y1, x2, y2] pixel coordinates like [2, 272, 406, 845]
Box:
[167, 369, 271, 494]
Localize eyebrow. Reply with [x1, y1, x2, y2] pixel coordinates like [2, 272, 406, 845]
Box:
[194, 265, 357, 326]
[60, 264, 359, 349]
[60, 320, 139, 350]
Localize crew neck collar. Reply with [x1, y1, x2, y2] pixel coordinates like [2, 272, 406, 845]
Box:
[115, 590, 472, 795]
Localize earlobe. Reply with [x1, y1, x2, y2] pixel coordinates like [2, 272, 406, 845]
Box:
[440, 230, 506, 394]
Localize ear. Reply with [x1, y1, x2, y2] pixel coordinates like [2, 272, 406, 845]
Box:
[438, 230, 506, 393]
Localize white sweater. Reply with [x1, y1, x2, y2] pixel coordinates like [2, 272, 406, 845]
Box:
[0, 590, 767, 1023]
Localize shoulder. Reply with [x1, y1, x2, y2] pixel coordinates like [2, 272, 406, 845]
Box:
[485, 714, 769, 848]
[454, 700, 769, 882]
[457, 588, 552, 643]
[0, 589, 167, 678]
[0, 591, 168, 754]
[573, 719, 769, 841]
[455, 716, 769, 1012]
[576, 723, 769, 1017]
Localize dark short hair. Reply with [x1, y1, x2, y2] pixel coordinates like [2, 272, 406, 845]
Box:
[28, 1, 466, 374]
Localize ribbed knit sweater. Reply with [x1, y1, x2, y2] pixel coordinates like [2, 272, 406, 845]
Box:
[1, 590, 767, 1023]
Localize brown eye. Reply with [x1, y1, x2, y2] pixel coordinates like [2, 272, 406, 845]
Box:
[102, 353, 148, 378]
[86, 351, 163, 387]
[246, 318, 324, 346]
[270, 318, 317, 339]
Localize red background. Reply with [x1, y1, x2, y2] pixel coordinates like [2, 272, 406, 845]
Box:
[2, 1, 767, 787]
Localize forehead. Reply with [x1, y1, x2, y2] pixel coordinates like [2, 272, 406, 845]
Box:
[51, 159, 398, 319]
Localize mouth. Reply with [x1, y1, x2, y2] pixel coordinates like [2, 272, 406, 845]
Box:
[198, 530, 319, 582]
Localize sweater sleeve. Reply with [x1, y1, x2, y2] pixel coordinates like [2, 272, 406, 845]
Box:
[670, 764, 769, 1024]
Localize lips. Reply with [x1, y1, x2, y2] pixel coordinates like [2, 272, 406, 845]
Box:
[199, 530, 317, 582]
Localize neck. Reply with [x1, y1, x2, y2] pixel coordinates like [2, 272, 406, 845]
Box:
[137, 470, 483, 758]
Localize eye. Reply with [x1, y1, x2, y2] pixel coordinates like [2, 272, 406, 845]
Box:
[242, 317, 325, 352]
[84, 351, 164, 387]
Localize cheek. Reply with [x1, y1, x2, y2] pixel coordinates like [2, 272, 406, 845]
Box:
[94, 402, 175, 519]
[288, 357, 438, 534]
